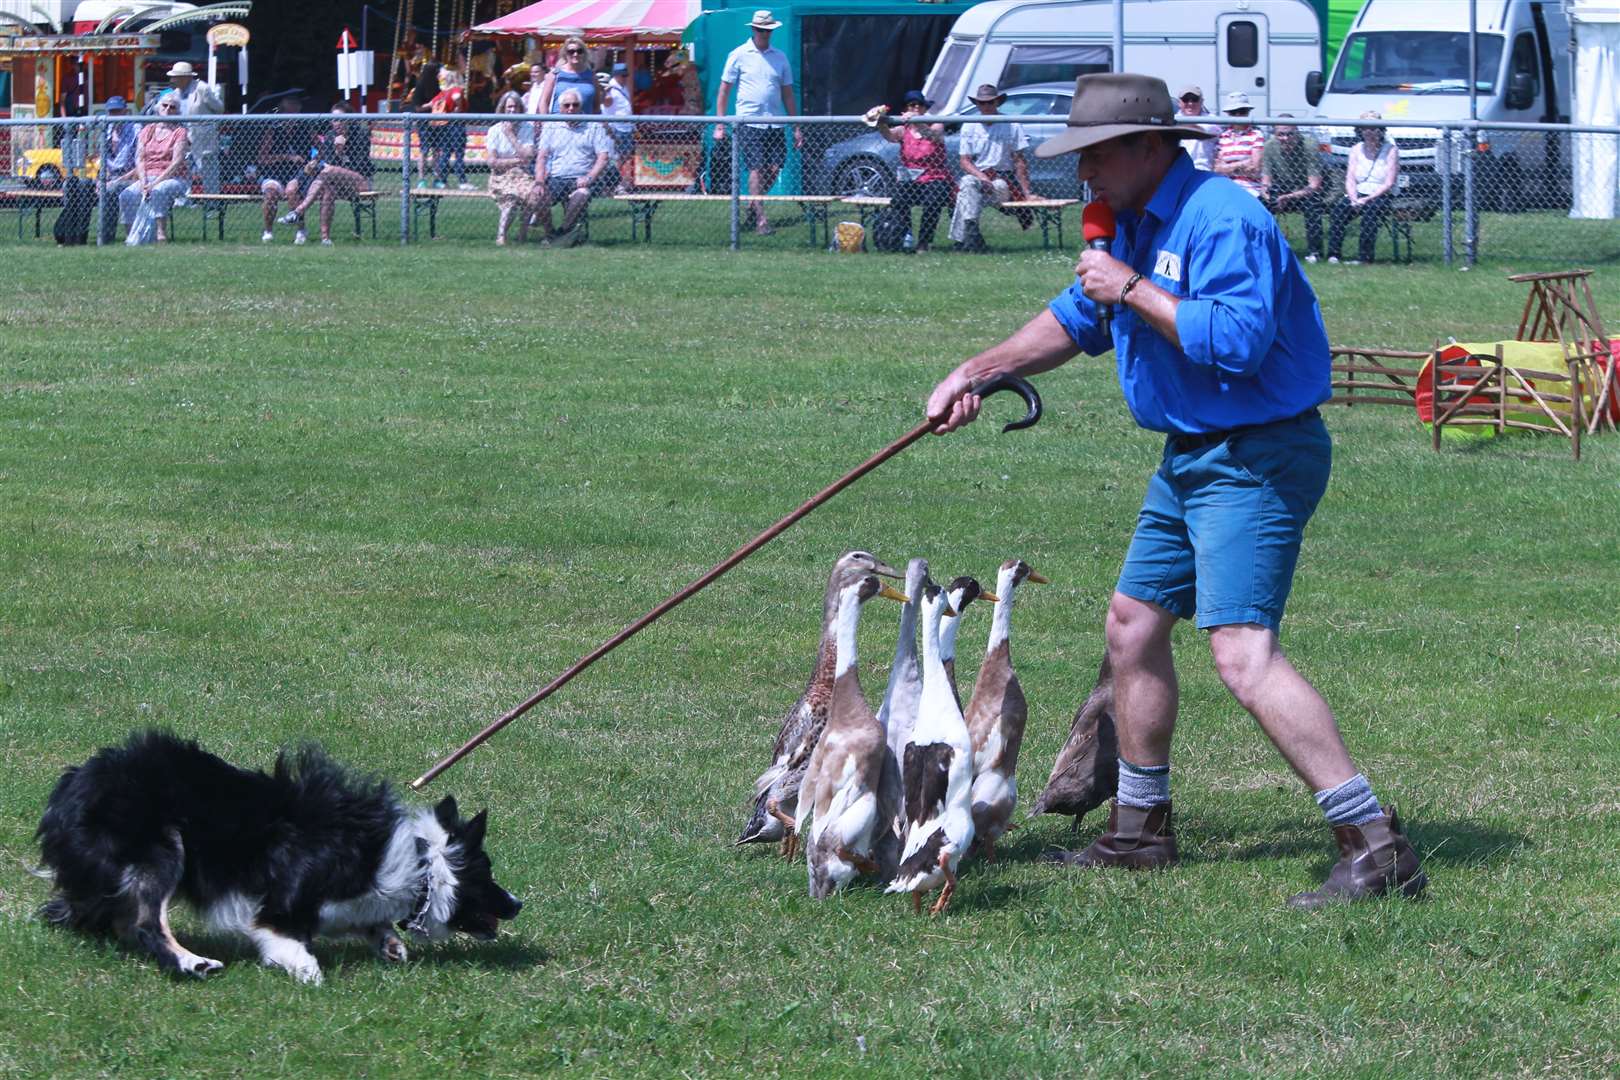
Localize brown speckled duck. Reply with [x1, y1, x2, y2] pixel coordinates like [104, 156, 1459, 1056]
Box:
[795, 572, 908, 897]
[736, 551, 898, 857]
[967, 559, 1047, 863]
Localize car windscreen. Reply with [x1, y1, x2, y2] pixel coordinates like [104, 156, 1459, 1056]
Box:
[1328, 31, 1504, 95]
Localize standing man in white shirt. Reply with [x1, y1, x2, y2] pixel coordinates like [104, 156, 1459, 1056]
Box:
[1177, 85, 1221, 171]
[166, 61, 224, 193]
[713, 9, 802, 235]
[950, 83, 1037, 253]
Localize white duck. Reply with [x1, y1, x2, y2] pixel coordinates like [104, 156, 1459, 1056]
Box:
[796, 572, 908, 897]
[886, 584, 975, 916]
[737, 551, 898, 857]
[938, 574, 995, 708]
[966, 559, 1047, 862]
[874, 557, 928, 881]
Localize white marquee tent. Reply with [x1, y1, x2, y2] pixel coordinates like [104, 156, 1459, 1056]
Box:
[1571, 0, 1620, 217]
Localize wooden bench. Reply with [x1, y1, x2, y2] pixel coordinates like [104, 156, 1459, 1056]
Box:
[611, 193, 837, 246]
[185, 189, 385, 242]
[2, 190, 63, 239]
[409, 187, 492, 240]
[1386, 197, 1437, 264]
[999, 198, 1079, 250]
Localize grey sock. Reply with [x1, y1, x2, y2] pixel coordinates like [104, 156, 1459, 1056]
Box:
[1117, 757, 1170, 809]
[1315, 773, 1384, 826]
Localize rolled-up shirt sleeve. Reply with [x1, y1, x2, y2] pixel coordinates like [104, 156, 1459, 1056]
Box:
[1172, 218, 1280, 378]
[1048, 280, 1112, 357]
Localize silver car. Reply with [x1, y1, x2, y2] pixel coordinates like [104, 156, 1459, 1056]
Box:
[813, 82, 1079, 199]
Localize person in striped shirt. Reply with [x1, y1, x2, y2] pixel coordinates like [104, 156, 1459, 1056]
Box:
[1214, 90, 1264, 198]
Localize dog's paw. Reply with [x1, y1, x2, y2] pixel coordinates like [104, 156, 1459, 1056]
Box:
[176, 950, 225, 978]
[370, 926, 409, 963]
[288, 957, 324, 985]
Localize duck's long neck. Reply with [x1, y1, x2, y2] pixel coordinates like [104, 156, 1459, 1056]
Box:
[834, 591, 863, 679]
[890, 596, 919, 673]
[939, 608, 963, 664]
[986, 582, 1015, 656]
[920, 603, 946, 681]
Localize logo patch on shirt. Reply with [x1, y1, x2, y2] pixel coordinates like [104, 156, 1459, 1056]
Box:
[1154, 249, 1182, 281]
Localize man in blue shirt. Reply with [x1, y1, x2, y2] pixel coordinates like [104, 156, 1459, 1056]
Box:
[97, 95, 139, 245]
[926, 74, 1425, 909]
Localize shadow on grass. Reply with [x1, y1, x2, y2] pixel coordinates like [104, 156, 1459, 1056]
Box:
[1222, 817, 1526, 872]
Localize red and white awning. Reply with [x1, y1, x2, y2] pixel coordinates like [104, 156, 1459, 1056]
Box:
[473, 0, 701, 42]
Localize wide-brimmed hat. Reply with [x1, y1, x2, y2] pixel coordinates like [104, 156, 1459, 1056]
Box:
[967, 83, 1007, 105]
[1222, 89, 1253, 114]
[1035, 73, 1218, 158]
[748, 9, 782, 29]
[166, 61, 198, 79]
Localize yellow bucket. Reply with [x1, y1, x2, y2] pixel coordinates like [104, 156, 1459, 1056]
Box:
[835, 221, 865, 253]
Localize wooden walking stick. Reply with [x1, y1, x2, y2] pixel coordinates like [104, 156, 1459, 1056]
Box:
[409, 375, 1041, 790]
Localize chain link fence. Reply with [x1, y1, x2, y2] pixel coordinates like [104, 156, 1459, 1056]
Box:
[4, 111, 1619, 266]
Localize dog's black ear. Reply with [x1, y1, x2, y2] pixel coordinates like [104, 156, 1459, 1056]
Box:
[434, 795, 461, 830]
[460, 810, 488, 849]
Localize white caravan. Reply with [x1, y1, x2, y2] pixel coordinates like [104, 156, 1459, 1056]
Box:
[1312, 0, 1573, 209]
[921, 0, 1325, 119]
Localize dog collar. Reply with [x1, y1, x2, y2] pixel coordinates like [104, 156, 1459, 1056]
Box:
[402, 837, 436, 935]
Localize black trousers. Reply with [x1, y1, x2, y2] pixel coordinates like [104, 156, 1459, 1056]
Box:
[1265, 189, 1324, 256]
[891, 177, 951, 247]
[1328, 192, 1391, 262]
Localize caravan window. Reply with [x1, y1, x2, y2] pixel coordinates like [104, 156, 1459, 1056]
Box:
[1226, 22, 1259, 68]
[925, 43, 973, 106]
[1328, 31, 1504, 94]
[999, 45, 1110, 92]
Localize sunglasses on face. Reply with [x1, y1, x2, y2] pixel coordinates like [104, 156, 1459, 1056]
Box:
[560, 102, 581, 109]
[1180, 96, 1201, 104]
[566, 48, 583, 55]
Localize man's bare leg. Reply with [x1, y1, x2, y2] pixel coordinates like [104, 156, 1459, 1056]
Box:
[1105, 591, 1181, 766]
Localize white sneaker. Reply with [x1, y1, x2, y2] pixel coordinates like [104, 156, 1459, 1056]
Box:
[261, 230, 274, 243]
[294, 229, 308, 246]
[279, 211, 301, 225]
[1304, 253, 1319, 264]
[1346, 259, 1362, 266]
[1327, 255, 1340, 264]
[320, 238, 333, 247]
[457, 182, 476, 190]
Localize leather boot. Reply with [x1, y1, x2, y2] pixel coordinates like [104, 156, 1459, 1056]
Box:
[1042, 801, 1177, 870]
[1288, 809, 1427, 909]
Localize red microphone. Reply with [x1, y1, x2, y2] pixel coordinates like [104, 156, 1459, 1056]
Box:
[1081, 201, 1117, 335]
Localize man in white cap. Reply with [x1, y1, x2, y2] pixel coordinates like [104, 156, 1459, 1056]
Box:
[166, 60, 224, 193]
[1214, 89, 1264, 198]
[713, 9, 801, 235]
[1176, 86, 1219, 171]
[926, 73, 1426, 910]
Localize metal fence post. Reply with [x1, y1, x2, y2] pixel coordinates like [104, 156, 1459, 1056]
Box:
[1463, 125, 1477, 267]
[1440, 126, 1453, 267]
[94, 114, 107, 248]
[400, 115, 413, 244]
[729, 118, 741, 252]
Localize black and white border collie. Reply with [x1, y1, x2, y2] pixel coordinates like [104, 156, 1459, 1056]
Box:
[35, 730, 522, 984]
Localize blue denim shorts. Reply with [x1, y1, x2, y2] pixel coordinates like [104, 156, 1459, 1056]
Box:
[1116, 410, 1331, 631]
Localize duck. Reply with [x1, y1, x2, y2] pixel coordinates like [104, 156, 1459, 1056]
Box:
[886, 584, 975, 915]
[1027, 654, 1118, 830]
[938, 575, 995, 708]
[736, 551, 898, 857]
[874, 557, 928, 881]
[966, 559, 1047, 863]
[795, 572, 908, 897]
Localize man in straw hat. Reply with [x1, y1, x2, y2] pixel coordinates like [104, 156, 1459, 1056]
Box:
[949, 83, 1039, 252]
[714, 10, 802, 234]
[925, 73, 1426, 909]
[165, 60, 223, 193]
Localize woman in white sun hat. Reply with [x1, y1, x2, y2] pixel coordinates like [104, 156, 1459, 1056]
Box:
[165, 61, 223, 192]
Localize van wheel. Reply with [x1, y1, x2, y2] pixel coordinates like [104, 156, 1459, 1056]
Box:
[34, 165, 62, 189]
[1488, 158, 1524, 213]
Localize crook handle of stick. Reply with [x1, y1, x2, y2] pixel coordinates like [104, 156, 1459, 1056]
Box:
[409, 375, 1042, 790]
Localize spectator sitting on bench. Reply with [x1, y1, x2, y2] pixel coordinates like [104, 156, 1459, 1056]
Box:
[871, 90, 952, 252]
[98, 95, 138, 244]
[278, 103, 371, 246]
[1327, 111, 1399, 265]
[1261, 117, 1324, 263]
[487, 90, 541, 245]
[1213, 90, 1264, 198]
[533, 88, 609, 246]
[116, 92, 191, 244]
[258, 95, 320, 244]
[950, 83, 1038, 253]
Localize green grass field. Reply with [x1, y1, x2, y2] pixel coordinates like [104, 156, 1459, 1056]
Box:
[3, 245, 1618, 1078]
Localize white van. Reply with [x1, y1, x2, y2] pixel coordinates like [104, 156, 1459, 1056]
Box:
[1311, 0, 1572, 210]
[921, 0, 1325, 118]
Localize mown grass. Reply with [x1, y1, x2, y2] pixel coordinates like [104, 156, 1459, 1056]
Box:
[2, 244, 1617, 1079]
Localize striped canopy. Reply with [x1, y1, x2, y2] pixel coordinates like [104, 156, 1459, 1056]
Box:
[473, 0, 702, 42]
